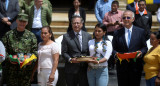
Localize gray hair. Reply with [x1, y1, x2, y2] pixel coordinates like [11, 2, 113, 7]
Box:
[123, 10, 135, 18]
[71, 15, 84, 24]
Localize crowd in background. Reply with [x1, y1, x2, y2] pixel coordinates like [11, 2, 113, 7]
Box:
[0, 0, 160, 86]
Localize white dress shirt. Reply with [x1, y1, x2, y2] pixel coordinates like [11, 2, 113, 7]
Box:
[74, 12, 80, 16]
[125, 25, 133, 47]
[139, 10, 145, 16]
[157, 8, 160, 23]
[32, 6, 42, 28]
[74, 30, 82, 51]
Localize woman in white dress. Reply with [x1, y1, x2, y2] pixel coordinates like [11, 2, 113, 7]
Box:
[38, 26, 59, 86]
[87, 23, 113, 86]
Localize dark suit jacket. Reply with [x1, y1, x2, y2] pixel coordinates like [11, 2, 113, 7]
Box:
[112, 26, 148, 71]
[62, 30, 92, 74]
[0, 0, 19, 29]
[67, 7, 86, 32]
[126, 2, 136, 12]
[133, 10, 152, 40]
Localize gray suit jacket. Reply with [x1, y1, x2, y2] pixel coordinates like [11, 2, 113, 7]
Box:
[62, 30, 92, 74]
[0, 0, 19, 29]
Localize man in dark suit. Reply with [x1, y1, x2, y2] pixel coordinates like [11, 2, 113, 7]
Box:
[62, 15, 91, 86]
[126, 0, 139, 12]
[0, 0, 19, 39]
[112, 10, 148, 86]
[133, 0, 152, 40]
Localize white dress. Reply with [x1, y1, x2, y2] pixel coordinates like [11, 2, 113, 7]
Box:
[38, 42, 59, 86]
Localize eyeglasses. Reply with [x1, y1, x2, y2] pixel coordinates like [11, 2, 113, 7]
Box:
[122, 17, 131, 20]
[72, 22, 81, 25]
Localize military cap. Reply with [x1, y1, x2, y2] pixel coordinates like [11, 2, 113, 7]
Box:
[17, 12, 28, 22]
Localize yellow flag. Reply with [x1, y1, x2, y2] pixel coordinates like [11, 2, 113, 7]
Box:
[21, 54, 37, 68]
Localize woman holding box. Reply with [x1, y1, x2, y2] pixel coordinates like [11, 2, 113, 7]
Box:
[87, 23, 113, 86]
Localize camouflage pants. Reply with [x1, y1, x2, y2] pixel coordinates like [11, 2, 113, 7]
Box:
[6, 70, 32, 86]
[1, 60, 34, 86]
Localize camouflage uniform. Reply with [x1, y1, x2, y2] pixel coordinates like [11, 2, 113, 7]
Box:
[2, 29, 37, 86]
[18, 0, 28, 13]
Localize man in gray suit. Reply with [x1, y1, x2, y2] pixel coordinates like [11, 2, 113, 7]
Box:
[0, 0, 19, 39]
[62, 15, 91, 86]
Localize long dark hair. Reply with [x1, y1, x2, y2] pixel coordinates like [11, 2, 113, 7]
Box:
[41, 26, 55, 42]
[93, 23, 109, 40]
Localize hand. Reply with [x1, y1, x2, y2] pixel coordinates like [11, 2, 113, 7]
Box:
[2, 18, 8, 23]
[6, 21, 11, 25]
[89, 60, 99, 64]
[114, 21, 119, 25]
[155, 78, 160, 86]
[30, 73, 34, 82]
[9, 60, 18, 64]
[114, 21, 122, 26]
[71, 58, 79, 63]
[48, 74, 55, 83]
[110, 22, 115, 26]
[136, 51, 142, 58]
[26, 61, 32, 65]
[107, 22, 114, 27]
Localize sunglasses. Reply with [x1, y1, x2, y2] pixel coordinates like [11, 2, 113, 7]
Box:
[123, 17, 131, 20]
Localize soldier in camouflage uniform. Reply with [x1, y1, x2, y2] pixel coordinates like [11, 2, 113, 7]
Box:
[1, 13, 37, 86]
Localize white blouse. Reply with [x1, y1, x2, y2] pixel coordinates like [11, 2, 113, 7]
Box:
[38, 42, 59, 73]
[88, 39, 113, 66]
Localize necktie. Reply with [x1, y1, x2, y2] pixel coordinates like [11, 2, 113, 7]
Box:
[76, 32, 82, 51]
[5, 0, 9, 10]
[128, 29, 131, 48]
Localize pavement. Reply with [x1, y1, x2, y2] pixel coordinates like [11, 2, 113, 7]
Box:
[108, 68, 146, 86]
[0, 67, 146, 86]
[52, 12, 158, 22]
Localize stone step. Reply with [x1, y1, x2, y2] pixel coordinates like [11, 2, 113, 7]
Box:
[51, 21, 159, 26]
[53, 32, 93, 38]
[151, 26, 159, 32]
[51, 26, 95, 32]
[52, 1, 127, 12]
[52, 13, 159, 25]
[51, 21, 98, 26]
[51, 25, 159, 32]
[53, 26, 159, 38]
